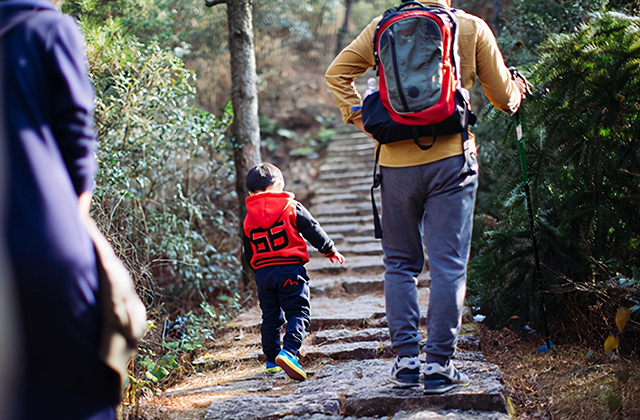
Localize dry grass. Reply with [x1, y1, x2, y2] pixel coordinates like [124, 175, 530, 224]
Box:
[479, 326, 640, 419]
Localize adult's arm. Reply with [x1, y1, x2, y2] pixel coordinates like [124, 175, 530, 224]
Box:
[49, 17, 98, 196]
[474, 19, 523, 114]
[325, 17, 380, 125]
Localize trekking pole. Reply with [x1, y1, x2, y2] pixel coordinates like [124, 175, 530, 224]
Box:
[509, 68, 553, 354]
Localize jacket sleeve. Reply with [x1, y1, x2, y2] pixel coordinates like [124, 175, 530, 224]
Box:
[474, 19, 522, 114]
[295, 203, 334, 255]
[242, 232, 254, 271]
[325, 17, 380, 125]
[48, 16, 98, 195]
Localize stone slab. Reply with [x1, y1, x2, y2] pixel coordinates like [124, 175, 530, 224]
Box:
[279, 411, 508, 420]
[312, 203, 373, 217]
[327, 142, 374, 153]
[228, 289, 431, 331]
[319, 223, 375, 237]
[323, 155, 372, 165]
[327, 149, 373, 159]
[318, 171, 370, 181]
[303, 341, 382, 361]
[311, 193, 362, 205]
[306, 255, 384, 275]
[313, 328, 390, 345]
[315, 214, 374, 225]
[204, 359, 508, 420]
[319, 162, 371, 173]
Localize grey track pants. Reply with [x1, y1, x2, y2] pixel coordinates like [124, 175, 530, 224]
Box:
[380, 154, 478, 362]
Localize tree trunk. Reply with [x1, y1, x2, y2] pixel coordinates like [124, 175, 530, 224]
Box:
[335, 0, 353, 56]
[493, 0, 504, 35]
[226, 0, 261, 283]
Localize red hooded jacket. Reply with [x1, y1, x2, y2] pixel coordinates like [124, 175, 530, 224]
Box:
[243, 191, 334, 270]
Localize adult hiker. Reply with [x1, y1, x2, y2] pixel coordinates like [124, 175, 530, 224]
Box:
[1, 1, 145, 418]
[326, 0, 525, 393]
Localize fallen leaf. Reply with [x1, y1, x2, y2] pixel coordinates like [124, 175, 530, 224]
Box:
[615, 307, 631, 332]
[607, 393, 622, 413]
[604, 335, 619, 355]
[616, 368, 631, 384]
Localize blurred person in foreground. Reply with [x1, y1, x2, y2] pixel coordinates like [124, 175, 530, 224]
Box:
[0, 0, 146, 419]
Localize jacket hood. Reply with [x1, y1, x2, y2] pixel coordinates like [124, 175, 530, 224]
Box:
[245, 191, 296, 229]
[0, 0, 56, 30]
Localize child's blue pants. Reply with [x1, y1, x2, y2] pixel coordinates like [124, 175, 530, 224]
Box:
[254, 264, 311, 362]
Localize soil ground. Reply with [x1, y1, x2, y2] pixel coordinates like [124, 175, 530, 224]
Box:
[479, 326, 640, 419]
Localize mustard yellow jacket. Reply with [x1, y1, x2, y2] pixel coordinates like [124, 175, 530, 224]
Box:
[325, 0, 522, 167]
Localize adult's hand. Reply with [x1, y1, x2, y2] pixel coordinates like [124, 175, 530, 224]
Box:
[514, 77, 527, 99]
[352, 118, 373, 138]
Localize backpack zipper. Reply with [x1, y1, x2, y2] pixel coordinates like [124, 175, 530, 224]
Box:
[388, 29, 410, 112]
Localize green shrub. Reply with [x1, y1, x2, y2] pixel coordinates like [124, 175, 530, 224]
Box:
[470, 13, 640, 333]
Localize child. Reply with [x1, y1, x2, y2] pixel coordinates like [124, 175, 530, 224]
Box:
[243, 163, 345, 380]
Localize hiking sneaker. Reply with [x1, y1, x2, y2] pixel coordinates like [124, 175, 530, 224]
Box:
[422, 361, 470, 394]
[265, 361, 282, 375]
[275, 349, 307, 381]
[388, 356, 421, 388]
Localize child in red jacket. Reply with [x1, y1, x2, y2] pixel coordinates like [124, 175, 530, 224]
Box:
[243, 163, 344, 380]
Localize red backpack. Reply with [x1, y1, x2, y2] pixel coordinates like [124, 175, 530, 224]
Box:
[362, 1, 476, 238]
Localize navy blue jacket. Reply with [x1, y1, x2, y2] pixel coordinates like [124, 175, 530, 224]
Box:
[1, 1, 115, 418]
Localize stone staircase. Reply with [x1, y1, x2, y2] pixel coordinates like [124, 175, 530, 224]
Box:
[161, 125, 511, 420]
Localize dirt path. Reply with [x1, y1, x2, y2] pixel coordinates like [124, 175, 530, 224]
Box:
[143, 125, 512, 420]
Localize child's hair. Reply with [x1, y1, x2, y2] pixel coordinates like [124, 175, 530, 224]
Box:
[246, 163, 284, 193]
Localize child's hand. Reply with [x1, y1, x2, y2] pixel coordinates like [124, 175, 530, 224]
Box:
[324, 249, 345, 265]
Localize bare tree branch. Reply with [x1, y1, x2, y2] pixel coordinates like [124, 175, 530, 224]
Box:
[205, 0, 226, 7]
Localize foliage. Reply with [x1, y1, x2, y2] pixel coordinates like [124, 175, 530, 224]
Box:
[469, 13, 640, 335]
[67, 2, 245, 402]
[83, 17, 240, 308]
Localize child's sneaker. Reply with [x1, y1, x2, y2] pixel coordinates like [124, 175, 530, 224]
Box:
[265, 361, 282, 375]
[275, 349, 307, 381]
[422, 361, 470, 394]
[388, 356, 420, 388]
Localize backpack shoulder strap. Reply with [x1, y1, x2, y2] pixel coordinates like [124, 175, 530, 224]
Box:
[0, 10, 42, 39]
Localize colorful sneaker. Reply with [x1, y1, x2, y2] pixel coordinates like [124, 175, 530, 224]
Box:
[422, 361, 470, 394]
[275, 349, 307, 381]
[265, 361, 282, 375]
[388, 356, 421, 388]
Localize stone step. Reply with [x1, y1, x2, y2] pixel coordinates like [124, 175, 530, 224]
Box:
[327, 148, 373, 159]
[203, 359, 509, 419]
[312, 202, 373, 217]
[321, 224, 375, 237]
[327, 142, 375, 153]
[303, 340, 384, 361]
[318, 170, 371, 181]
[306, 255, 383, 275]
[227, 290, 430, 332]
[319, 162, 372, 173]
[327, 139, 374, 151]
[310, 274, 429, 296]
[330, 131, 371, 140]
[316, 214, 374, 225]
[321, 177, 374, 188]
[343, 236, 379, 244]
[304, 342, 483, 364]
[313, 328, 390, 345]
[312, 192, 379, 206]
[323, 154, 373, 165]
[309, 242, 381, 257]
[315, 184, 372, 196]
[282, 411, 509, 420]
